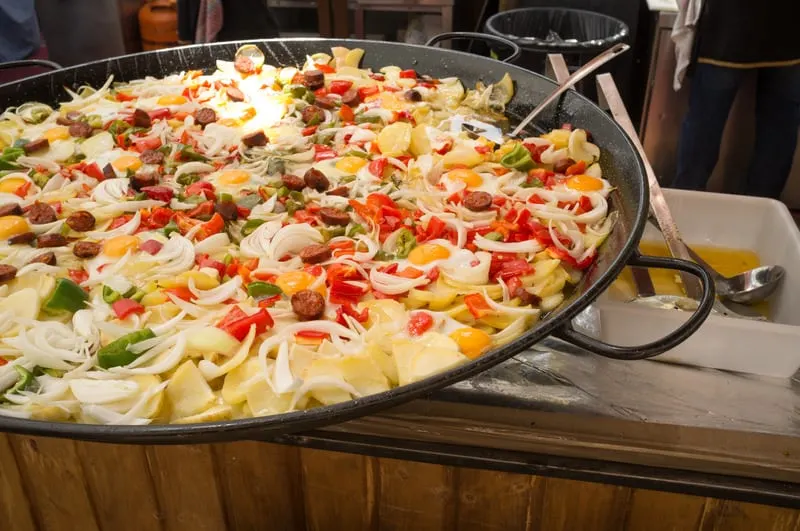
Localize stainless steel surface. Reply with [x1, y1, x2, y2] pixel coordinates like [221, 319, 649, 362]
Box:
[509, 43, 630, 138]
[596, 72, 703, 299]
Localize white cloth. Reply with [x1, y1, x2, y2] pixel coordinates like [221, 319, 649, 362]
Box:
[671, 0, 704, 91]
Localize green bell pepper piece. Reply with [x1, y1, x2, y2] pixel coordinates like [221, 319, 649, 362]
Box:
[43, 278, 88, 314]
[242, 218, 266, 236]
[395, 228, 417, 259]
[484, 231, 504, 241]
[247, 281, 282, 298]
[500, 143, 534, 172]
[163, 220, 180, 237]
[0, 147, 25, 171]
[5, 366, 34, 395]
[102, 285, 122, 304]
[97, 328, 156, 369]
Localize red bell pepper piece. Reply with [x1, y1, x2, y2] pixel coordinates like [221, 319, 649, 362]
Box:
[368, 157, 388, 178]
[566, 160, 587, 176]
[216, 306, 274, 341]
[420, 216, 446, 242]
[164, 287, 196, 301]
[302, 125, 318, 136]
[148, 206, 174, 228]
[329, 279, 368, 305]
[196, 253, 226, 276]
[315, 63, 335, 74]
[112, 299, 146, 320]
[140, 186, 174, 202]
[326, 263, 361, 285]
[114, 92, 137, 102]
[495, 258, 532, 281]
[464, 293, 493, 319]
[578, 195, 593, 213]
[407, 311, 434, 336]
[108, 214, 133, 230]
[148, 108, 171, 121]
[329, 80, 353, 95]
[132, 136, 162, 153]
[335, 302, 369, 327]
[339, 104, 355, 123]
[357, 85, 380, 100]
[399, 69, 417, 79]
[68, 269, 89, 284]
[140, 239, 164, 255]
[313, 144, 336, 161]
[83, 162, 106, 181]
[194, 213, 224, 241]
[185, 181, 215, 200]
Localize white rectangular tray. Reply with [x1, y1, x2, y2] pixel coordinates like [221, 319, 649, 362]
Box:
[577, 189, 800, 378]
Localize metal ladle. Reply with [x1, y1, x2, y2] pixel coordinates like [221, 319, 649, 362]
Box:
[646, 215, 786, 305]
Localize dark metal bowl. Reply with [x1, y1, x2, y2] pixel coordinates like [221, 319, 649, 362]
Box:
[0, 37, 713, 443]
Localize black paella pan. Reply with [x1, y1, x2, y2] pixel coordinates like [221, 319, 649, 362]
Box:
[0, 35, 714, 444]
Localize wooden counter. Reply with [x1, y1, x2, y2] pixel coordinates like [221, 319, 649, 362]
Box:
[2, 434, 799, 531]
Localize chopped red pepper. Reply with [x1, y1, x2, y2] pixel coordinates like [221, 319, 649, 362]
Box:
[195, 253, 225, 276]
[368, 157, 388, 178]
[68, 269, 89, 284]
[132, 136, 162, 153]
[194, 213, 224, 241]
[315, 63, 336, 74]
[399, 69, 417, 79]
[464, 293, 493, 319]
[216, 306, 274, 341]
[407, 311, 434, 336]
[313, 144, 337, 161]
[108, 214, 133, 230]
[335, 302, 369, 327]
[147, 108, 171, 121]
[357, 85, 380, 100]
[185, 181, 216, 200]
[326, 263, 361, 285]
[495, 258, 532, 281]
[329, 279, 368, 305]
[339, 104, 355, 123]
[148, 206, 174, 228]
[114, 91, 137, 102]
[83, 162, 106, 181]
[112, 299, 146, 320]
[140, 239, 164, 255]
[329, 80, 353, 95]
[419, 216, 446, 242]
[566, 160, 587, 176]
[302, 125, 318, 136]
[140, 186, 174, 202]
[578, 195, 593, 213]
[164, 287, 196, 301]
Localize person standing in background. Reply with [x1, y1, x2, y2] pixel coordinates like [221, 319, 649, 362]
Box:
[0, 1, 40, 63]
[671, 0, 800, 199]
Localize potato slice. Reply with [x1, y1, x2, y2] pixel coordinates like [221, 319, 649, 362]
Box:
[221, 357, 262, 405]
[173, 403, 232, 424]
[166, 360, 216, 419]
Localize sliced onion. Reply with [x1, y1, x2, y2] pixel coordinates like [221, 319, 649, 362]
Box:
[473, 234, 543, 254]
[87, 210, 141, 238]
[272, 340, 300, 393]
[369, 268, 429, 295]
[174, 161, 215, 179]
[189, 276, 242, 306]
[194, 233, 229, 254]
[267, 223, 323, 260]
[199, 325, 256, 380]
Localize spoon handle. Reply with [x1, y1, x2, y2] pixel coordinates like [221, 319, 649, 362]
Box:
[509, 43, 630, 138]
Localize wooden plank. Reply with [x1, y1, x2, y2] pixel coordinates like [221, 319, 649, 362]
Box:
[623, 489, 706, 531]
[700, 499, 800, 531]
[456, 468, 531, 531]
[75, 441, 163, 531]
[377, 457, 456, 531]
[212, 441, 305, 531]
[300, 447, 376, 531]
[530, 477, 632, 531]
[146, 444, 227, 531]
[0, 434, 36, 531]
[9, 435, 100, 531]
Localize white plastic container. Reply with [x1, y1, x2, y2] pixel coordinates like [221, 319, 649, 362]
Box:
[577, 189, 800, 378]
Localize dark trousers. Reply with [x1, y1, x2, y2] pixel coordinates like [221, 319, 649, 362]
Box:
[672, 63, 800, 198]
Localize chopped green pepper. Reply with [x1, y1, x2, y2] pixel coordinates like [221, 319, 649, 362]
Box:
[276, 186, 290, 198]
[219, 192, 234, 203]
[0, 147, 24, 171]
[288, 190, 305, 203]
[86, 114, 103, 129]
[343, 150, 369, 159]
[130, 289, 146, 303]
[179, 144, 208, 162]
[373, 250, 394, 261]
[303, 91, 316, 104]
[500, 143, 534, 172]
[346, 223, 366, 238]
[242, 218, 266, 236]
[29, 108, 51, 124]
[284, 84, 307, 98]
[97, 329, 156, 369]
[108, 120, 131, 136]
[176, 173, 201, 186]
[340, 175, 357, 184]
[484, 231, 504, 241]
[320, 226, 346, 241]
[5, 366, 34, 395]
[163, 220, 180, 237]
[30, 171, 51, 188]
[247, 281, 282, 298]
[236, 193, 262, 210]
[395, 228, 417, 258]
[285, 199, 302, 216]
[521, 177, 544, 188]
[102, 285, 122, 304]
[43, 278, 88, 314]
[355, 114, 382, 125]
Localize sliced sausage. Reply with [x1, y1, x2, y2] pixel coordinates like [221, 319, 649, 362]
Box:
[303, 168, 329, 192]
[553, 158, 576, 175]
[404, 89, 422, 102]
[327, 186, 349, 197]
[8, 231, 35, 245]
[299, 243, 332, 264]
[36, 233, 67, 248]
[291, 289, 326, 320]
[26, 202, 57, 224]
[140, 149, 164, 165]
[303, 69, 325, 90]
[281, 174, 305, 191]
[56, 111, 82, 126]
[234, 55, 255, 74]
[225, 86, 245, 102]
[318, 207, 350, 226]
[464, 191, 493, 212]
[73, 241, 101, 259]
[68, 121, 93, 138]
[130, 172, 159, 192]
[29, 251, 56, 266]
[214, 200, 238, 221]
[194, 107, 217, 127]
[65, 210, 96, 232]
[22, 138, 49, 155]
[133, 108, 152, 128]
[314, 96, 336, 110]
[241, 130, 267, 147]
[0, 264, 17, 282]
[102, 163, 116, 180]
[301, 105, 324, 125]
[514, 287, 541, 307]
[0, 203, 22, 217]
[340, 89, 360, 107]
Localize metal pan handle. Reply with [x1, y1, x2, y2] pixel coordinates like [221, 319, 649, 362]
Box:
[553, 253, 715, 360]
[0, 59, 63, 72]
[425, 32, 521, 64]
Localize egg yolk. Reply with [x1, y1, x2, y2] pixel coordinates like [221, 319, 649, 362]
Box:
[335, 156, 367, 174]
[104, 235, 140, 257]
[448, 168, 482, 188]
[275, 271, 326, 296]
[449, 327, 491, 359]
[408, 243, 450, 266]
[566, 174, 603, 192]
[0, 215, 30, 239]
[112, 155, 142, 172]
[42, 127, 70, 143]
[157, 94, 188, 106]
[0, 178, 28, 194]
[217, 170, 250, 186]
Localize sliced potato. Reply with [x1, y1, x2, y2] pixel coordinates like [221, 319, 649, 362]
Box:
[246, 378, 293, 416]
[166, 360, 216, 419]
[339, 355, 390, 397]
[221, 357, 262, 405]
[173, 403, 233, 424]
[304, 358, 352, 405]
[0, 288, 40, 320]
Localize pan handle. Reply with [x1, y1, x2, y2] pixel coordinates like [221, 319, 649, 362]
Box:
[425, 32, 521, 64]
[553, 253, 715, 360]
[0, 59, 63, 72]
